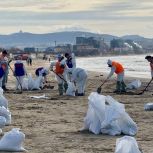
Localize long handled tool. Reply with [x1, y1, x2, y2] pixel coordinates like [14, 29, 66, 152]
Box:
[8, 62, 23, 94]
[138, 78, 153, 95]
[96, 78, 108, 94]
[51, 70, 67, 83]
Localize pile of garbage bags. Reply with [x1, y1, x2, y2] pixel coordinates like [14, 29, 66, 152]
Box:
[0, 88, 11, 129]
[0, 88, 26, 151]
[82, 92, 138, 136]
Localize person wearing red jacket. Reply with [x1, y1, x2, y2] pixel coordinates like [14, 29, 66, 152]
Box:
[107, 59, 126, 93]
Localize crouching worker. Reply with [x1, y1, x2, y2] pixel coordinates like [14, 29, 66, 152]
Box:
[107, 59, 126, 93]
[35, 67, 49, 88]
[14, 57, 27, 90]
[50, 55, 68, 95]
[71, 68, 88, 96]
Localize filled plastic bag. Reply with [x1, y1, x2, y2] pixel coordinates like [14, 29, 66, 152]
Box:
[117, 112, 138, 136]
[28, 74, 35, 90]
[0, 106, 11, 125]
[126, 80, 141, 90]
[22, 77, 29, 90]
[83, 92, 106, 134]
[33, 76, 43, 90]
[144, 103, 153, 111]
[66, 82, 76, 96]
[0, 116, 6, 129]
[0, 128, 26, 151]
[0, 87, 8, 109]
[115, 136, 141, 153]
[82, 92, 138, 136]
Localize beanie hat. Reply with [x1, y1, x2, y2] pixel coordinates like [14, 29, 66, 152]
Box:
[107, 59, 112, 65]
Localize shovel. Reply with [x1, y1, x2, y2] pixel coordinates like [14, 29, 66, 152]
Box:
[137, 78, 153, 95]
[96, 78, 108, 94]
[51, 70, 67, 83]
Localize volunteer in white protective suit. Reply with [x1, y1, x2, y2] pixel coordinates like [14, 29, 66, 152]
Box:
[35, 67, 49, 89]
[71, 68, 88, 96]
[64, 52, 76, 81]
[50, 55, 68, 95]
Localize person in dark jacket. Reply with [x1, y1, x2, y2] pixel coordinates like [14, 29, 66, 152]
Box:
[14, 56, 27, 90]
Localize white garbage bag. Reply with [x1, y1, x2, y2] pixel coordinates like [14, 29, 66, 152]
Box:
[0, 116, 6, 131]
[83, 92, 106, 134]
[22, 77, 29, 90]
[102, 96, 137, 136]
[0, 106, 11, 125]
[66, 82, 76, 96]
[0, 87, 8, 109]
[101, 96, 124, 136]
[144, 103, 153, 111]
[28, 74, 35, 90]
[33, 76, 43, 90]
[117, 112, 138, 136]
[0, 128, 26, 151]
[115, 136, 141, 153]
[126, 80, 141, 90]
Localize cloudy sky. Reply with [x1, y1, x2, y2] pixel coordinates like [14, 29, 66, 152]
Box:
[0, 0, 153, 37]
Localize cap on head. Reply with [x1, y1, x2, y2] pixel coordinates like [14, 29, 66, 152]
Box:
[2, 50, 8, 55]
[107, 59, 112, 65]
[65, 53, 69, 58]
[145, 55, 152, 60]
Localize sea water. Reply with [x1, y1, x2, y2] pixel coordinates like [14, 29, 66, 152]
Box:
[76, 54, 153, 78]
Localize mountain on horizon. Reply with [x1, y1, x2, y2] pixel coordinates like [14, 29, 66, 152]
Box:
[0, 31, 152, 48]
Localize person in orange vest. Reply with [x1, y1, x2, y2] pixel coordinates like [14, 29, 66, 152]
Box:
[145, 55, 153, 79]
[50, 54, 68, 95]
[107, 59, 126, 93]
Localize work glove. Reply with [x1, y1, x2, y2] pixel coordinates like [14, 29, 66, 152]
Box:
[107, 76, 110, 80]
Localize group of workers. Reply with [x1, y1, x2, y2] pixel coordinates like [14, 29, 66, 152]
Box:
[0, 49, 152, 95]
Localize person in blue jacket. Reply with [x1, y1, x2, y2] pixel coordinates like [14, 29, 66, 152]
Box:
[14, 56, 27, 90]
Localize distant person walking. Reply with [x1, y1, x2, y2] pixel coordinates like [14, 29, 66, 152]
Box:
[27, 54, 32, 66]
[107, 59, 126, 93]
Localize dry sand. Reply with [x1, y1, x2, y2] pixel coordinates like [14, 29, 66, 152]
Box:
[2, 59, 153, 153]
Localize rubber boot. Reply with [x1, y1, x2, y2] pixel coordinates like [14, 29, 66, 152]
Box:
[77, 93, 84, 96]
[58, 84, 63, 95]
[121, 81, 126, 93]
[114, 81, 121, 93]
[64, 82, 68, 93]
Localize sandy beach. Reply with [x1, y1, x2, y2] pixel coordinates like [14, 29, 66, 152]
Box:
[2, 59, 153, 153]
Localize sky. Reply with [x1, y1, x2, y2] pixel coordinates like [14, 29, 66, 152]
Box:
[0, 0, 153, 38]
